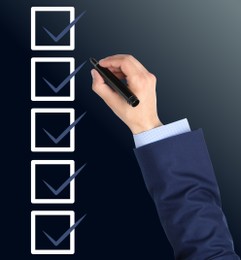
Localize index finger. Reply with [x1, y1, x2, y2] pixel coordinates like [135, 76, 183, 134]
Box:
[99, 54, 148, 78]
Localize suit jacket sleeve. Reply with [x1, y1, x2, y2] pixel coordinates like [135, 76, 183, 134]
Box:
[134, 129, 239, 260]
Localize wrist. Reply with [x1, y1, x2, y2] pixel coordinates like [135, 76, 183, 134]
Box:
[130, 118, 163, 135]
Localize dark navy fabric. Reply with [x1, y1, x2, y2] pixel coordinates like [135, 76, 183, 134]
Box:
[134, 129, 240, 260]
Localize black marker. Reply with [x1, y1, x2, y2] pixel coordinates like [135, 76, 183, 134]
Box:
[90, 58, 140, 107]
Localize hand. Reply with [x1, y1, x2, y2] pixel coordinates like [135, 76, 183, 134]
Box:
[91, 54, 163, 134]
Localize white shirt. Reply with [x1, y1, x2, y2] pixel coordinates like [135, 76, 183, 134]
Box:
[133, 118, 191, 148]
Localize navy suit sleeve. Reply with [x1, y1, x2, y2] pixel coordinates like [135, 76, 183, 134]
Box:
[134, 129, 239, 260]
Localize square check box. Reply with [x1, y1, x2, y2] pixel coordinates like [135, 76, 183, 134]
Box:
[31, 108, 75, 152]
[31, 7, 75, 51]
[31, 160, 75, 204]
[31, 211, 75, 255]
[31, 57, 75, 101]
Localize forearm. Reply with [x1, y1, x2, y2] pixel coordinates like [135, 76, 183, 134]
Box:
[134, 129, 239, 259]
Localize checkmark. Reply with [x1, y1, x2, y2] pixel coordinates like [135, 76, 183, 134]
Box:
[42, 61, 86, 93]
[43, 11, 86, 43]
[43, 214, 86, 247]
[43, 163, 86, 196]
[43, 112, 86, 144]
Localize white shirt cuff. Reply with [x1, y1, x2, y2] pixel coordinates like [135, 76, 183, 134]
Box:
[133, 118, 191, 148]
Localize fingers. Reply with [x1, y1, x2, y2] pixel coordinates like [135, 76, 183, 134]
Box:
[107, 67, 125, 79]
[91, 69, 126, 108]
[100, 54, 147, 71]
[91, 69, 105, 85]
[99, 54, 149, 78]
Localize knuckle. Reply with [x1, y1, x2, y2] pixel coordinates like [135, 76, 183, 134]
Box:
[124, 54, 134, 62]
[147, 72, 157, 84]
[148, 72, 156, 81]
[126, 54, 134, 59]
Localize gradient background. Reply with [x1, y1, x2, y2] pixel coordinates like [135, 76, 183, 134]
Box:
[1, 0, 240, 258]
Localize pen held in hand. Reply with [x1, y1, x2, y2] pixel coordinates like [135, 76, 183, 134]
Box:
[89, 57, 140, 107]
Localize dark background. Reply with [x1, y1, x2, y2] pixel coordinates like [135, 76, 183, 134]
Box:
[1, 0, 240, 259]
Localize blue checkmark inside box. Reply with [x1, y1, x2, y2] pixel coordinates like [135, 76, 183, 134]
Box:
[36, 11, 70, 46]
[36, 215, 70, 250]
[36, 164, 70, 199]
[35, 113, 71, 147]
[35, 62, 71, 97]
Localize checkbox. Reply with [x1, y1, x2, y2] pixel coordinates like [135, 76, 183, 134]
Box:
[31, 108, 77, 152]
[31, 108, 86, 152]
[31, 160, 75, 204]
[31, 57, 75, 101]
[31, 211, 75, 254]
[31, 7, 76, 51]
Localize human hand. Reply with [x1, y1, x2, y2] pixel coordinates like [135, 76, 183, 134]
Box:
[91, 54, 162, 134]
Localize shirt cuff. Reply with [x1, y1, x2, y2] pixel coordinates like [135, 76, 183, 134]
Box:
[133, 118, 191, 148]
